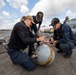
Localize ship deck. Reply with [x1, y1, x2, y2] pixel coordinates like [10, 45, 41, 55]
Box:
[0, 31, 76, 75]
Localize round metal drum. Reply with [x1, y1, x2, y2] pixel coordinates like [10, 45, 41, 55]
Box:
[35, 44, 55, 65]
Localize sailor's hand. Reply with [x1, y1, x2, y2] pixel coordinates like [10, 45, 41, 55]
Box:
[37, 36, 45, 42]
[44, 40, 51, 45]
[53, 41, 57, 46]
[49, 37, 54, 43]
[36, 32, 39, 36]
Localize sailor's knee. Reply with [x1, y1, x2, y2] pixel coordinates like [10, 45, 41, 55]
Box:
[21, 59, 36, 71]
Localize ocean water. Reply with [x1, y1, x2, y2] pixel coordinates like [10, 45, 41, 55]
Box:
[0, 30, 53, 43]
[0, 30, 12, 42]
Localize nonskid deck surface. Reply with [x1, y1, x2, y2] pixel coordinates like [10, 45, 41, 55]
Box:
[0, 31, 76, 75]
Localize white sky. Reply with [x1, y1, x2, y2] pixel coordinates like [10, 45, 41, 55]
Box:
[0, 0, 76, 29]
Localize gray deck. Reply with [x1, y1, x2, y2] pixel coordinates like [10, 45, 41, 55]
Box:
[0, 32, 76, 75]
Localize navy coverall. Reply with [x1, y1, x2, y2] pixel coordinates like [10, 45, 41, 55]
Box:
[31, 16, 43, 46]
[31, 16, 42, 34]
[7, 21, 37, 71]
[53, 24, 76, 55]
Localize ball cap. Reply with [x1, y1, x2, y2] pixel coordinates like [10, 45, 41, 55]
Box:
[36, 11, 44, 21]
[26, 15, 35, 24]
[51, 18, 60, 27]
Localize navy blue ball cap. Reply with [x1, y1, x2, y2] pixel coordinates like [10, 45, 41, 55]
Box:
[51, 18, 60, 27]
[36, 11, 44, 21]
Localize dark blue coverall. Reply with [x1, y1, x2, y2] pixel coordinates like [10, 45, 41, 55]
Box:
[7, 21, 37, 71]
[53, 24, 76, 55]
[31, 16, 43, 46]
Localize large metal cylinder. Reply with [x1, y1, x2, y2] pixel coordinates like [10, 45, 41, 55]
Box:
[35, 44, 55, 66]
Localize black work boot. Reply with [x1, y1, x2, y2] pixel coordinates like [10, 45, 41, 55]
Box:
[57, 50, 63, 53]
[64, 53, 72, 58]
[31, 52, 38, 59]
[37, 42, 40, 47]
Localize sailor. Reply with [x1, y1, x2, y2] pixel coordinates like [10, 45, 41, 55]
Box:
[63, 16, 69, 24]
[31, 11, 44, 47]
[7, 15, 45, 71]
[49, 18, 76, 58]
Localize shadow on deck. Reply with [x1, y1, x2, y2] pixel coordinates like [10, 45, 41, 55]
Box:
[0, 44, 76, 75]
[0, 32, 76, 75]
